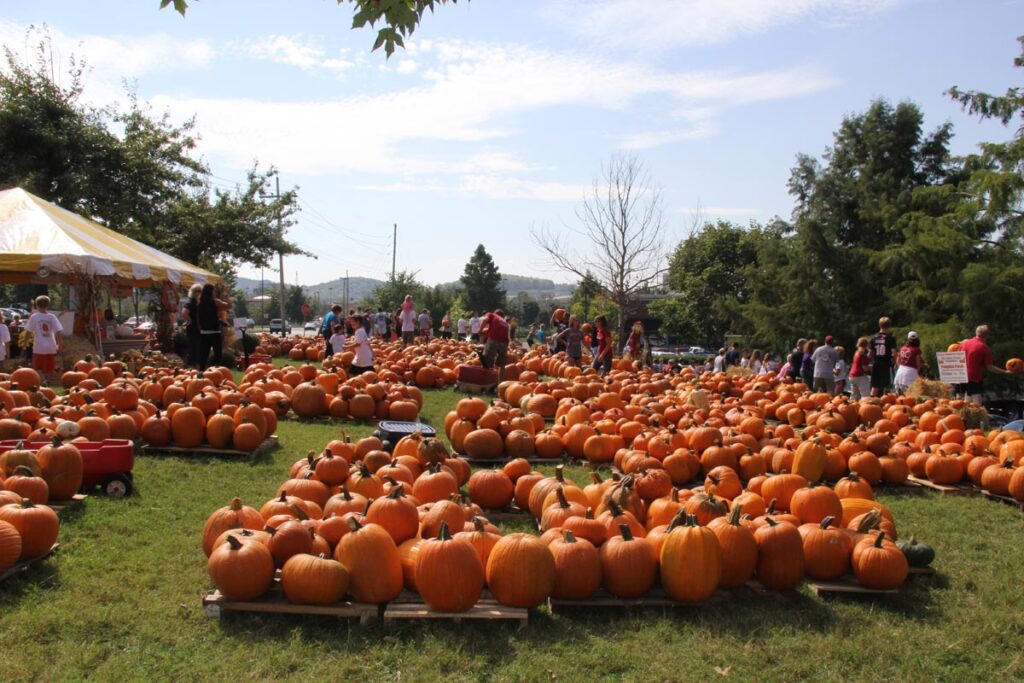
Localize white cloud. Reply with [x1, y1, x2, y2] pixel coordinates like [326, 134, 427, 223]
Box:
[549, 0, 905, 50]
[236, 34, 355, 73]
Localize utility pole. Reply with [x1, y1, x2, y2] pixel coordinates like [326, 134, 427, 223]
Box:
[392, 223, 397, 280]
[259, 176, 287, 336]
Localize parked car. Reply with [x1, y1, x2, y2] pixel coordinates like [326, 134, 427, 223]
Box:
[269, 319, 292, 334]
[124, 315, 155, 332]
[687, 346, 714, 356]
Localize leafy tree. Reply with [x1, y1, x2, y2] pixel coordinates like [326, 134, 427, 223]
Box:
[284, 285, 308, 322]
[0, 37, 303, 281]
[460, 244, 505, 314]
[571, 271, 603, 321]
[653, 220, 762, 347]
[508, 291, 541, 326]
[233, 293, 250, 319]
[373, 270, 425, 313]
[161, 0, 464, 57]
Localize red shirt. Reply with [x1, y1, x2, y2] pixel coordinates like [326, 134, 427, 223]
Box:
[849, 350, 871, 377]
[596, 327, 611, 356]
[897, 345, 921, 369]
[959, 336, 992, 383]
[484, 313, 509, 343]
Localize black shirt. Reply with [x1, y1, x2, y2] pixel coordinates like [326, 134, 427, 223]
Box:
[872, 332, 896, 368]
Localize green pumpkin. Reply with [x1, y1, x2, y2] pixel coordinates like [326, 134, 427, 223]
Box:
[897, 536, 935, 567]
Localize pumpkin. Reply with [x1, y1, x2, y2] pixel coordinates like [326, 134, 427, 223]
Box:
[3, 466, 48, 504]
[140, 411, 172, 447]
[419, 499, 465, 539]
[170, 406, 206, 448]
[207, 534, 275, 601]
[453, 516, 502, 567]
[662, 513, 725, 600]
[485, 533, 556, 608]
[463, 429, 504, 460]
[549, 530, 602, 600]
[267, 520, 314, 567]
[852, 531, 908, 589]
[599, 524, 656, 598]
[412, 463, 459, 504]
[202, 497, 264, 557]
[0, 443, 40, 478]
[789, 483, 843, 525]
[365, 485, 420, 545]
[799, 516, 852, 580]
[792, 438, 828, 482]
[333, 518, 403, 603]
[753, 518, 804, 591]
[281, 553, 350, 606]
[467, 469, 515, 510]
[706, 507, 756, 589]
[291, 382, 327, 418]
[0, 498, 59, 560]
[415, 521, 485, 612]
[834, 472, 873, 500]
[0, 519, 22, 573]
[759, 472, 807, 511]
[896, 535, 935, 568]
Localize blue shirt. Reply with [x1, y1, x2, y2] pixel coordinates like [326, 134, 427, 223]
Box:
[320, 311, 337, 336]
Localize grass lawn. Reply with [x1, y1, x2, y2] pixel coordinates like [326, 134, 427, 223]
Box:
[2, 387, 1023, 681]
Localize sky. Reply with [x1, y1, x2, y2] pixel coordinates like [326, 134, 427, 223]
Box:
[0, 0, 1020, 287]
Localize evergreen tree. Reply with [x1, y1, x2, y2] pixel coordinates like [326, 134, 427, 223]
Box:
[460, 244, 505, 313]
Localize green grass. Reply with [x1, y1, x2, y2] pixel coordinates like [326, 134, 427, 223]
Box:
[2, 387, 1024, 681]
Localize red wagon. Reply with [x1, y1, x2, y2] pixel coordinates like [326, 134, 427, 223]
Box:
[0, 439, 135, 498]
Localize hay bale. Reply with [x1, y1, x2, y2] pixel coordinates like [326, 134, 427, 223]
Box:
[726, 366, 752, 378]
[905, 378, 952, 400]
[956, 403, 991, 431]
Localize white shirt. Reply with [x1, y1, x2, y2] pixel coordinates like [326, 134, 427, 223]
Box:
[399, 309, 417, 332]
[0, 323, 9, 360]
[752, 360, 762, 375]
[27, 312, 63, 354]
[418, 313, 431, 331]
[352, 327, 372, 366]
[470, 316, 481, 334]
[457, 318, 468, 335]
[713, 354, 724, 372]
[329, 332, 347, 354]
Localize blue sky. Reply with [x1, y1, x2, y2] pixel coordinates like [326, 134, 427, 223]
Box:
[1, 0, 1020, 287]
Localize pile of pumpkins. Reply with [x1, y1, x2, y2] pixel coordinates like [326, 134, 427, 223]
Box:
[470, 459, 932, 594]
[0, 364, 277, 453]
[0, 438, 71, 573]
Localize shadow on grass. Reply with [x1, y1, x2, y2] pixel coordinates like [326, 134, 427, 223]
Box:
[0, 555, 62, 605]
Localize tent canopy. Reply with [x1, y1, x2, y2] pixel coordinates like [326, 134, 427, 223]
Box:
[0, 187, 220, 287]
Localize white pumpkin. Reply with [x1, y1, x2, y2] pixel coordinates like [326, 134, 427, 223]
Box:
[56, 420, 81, 440]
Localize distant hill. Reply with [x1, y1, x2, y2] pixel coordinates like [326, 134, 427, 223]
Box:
[236, 274, 575, 303]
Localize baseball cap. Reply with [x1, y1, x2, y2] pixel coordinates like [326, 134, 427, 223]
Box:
[824, 335, 834, 344]
[907, 331, 919, 340]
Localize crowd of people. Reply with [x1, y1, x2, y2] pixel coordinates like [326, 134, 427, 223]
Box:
[703, 317, 1015, 406]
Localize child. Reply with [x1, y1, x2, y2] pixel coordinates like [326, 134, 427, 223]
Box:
[834, 346, 849, 396]
[26, 295, 63, 385]
[329, 325, 347, 356]
[401, 294, 414, 314]
[0, 317, 10, 369]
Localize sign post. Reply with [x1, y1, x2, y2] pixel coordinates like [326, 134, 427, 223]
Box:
[935, 352, 968, 384]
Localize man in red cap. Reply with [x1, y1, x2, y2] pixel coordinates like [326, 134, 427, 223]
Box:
[960, 325, 1013, 405]
[811, 334, 839, 394]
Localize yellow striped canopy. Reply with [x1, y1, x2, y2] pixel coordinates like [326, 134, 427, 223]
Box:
[0, 187, 220, 287]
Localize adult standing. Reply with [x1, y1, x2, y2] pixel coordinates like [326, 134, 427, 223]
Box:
[469, 313, 482, 342]
[811, 335, 839, 394]
[870, 317, 897, 396]
[800, 339, 817, 387]
[0, 315, 9, 370]
[724, 342, 741, 367]
[848, 337, 872, 400]
[196, 284, 229, 369]
[181, 284, 203, 366]
[375, 308, 389, 338]
[399, 304, 418, 346]
[713, 348, 726, 373]
[893, 331, 925, 393]
[749, 350, 763, 375]
[480, 308, 510, 380]
[959, 325, 1013, 405]
[592, 315, 613, 375]
[418, 308, 432, 340]
[346, 314, 374, 375]
[320, 304, 342, 356]
[26, 296, 62, 385]
[440, 314, 452, 339]
[457, 314, 468, 341]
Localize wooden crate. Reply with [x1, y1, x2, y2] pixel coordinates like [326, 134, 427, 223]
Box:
[202, 590, 380, 625]
[906, 475, 979, 496]
[458, 456, 569, 468]
[456, 381, 496, 395]
[385, 590, 527, 627]
[981, 490, 1024, 511]
[479, 504, 531, 522]
[0, 544, 59, 583]
[548, 586, 732, 612]
[142, 435, 278, 459]
[908, 566, 937, 576]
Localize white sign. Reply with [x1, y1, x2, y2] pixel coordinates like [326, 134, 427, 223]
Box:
[233, 317, 249, 329]
[936, 351, 968, 384]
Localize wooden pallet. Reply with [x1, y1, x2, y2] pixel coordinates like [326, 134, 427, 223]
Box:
[906, 475, 979, 496]
[458, 456, 569, 467]
[47, 494, 87, 513]
[981, 490, 1024, 511]
[142, 435, 278, 459]
[807, 574, 900, 596]
[548, 586, 731, 612]
[0, 544, 59, 583]
[202, 590, 380, 624]
[456, 381, 496, 395]
[385, 590, 527, 627]
[908, 566, 937, 576]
